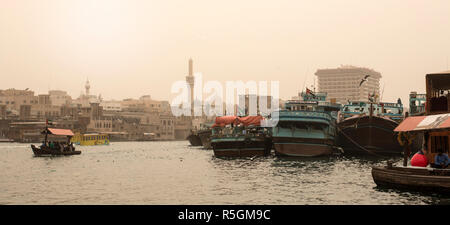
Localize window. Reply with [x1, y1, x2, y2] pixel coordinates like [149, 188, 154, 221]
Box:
[430, 136, 449, 153]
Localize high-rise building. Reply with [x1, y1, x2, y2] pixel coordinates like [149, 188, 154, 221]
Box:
[315, 65, 381, 104]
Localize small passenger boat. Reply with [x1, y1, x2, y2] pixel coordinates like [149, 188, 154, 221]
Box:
[371, 71, 450, 193]
[372, 164, 450, 193]
[31, 127, 80, 156]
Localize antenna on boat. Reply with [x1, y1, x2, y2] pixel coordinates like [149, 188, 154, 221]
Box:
[380, 82, 386, 102]
[313, 76, 316, 92]
[301, 67, 309, 94]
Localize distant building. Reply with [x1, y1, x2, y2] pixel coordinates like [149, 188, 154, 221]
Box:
[38, 94, 51, 105]
[100, 100, 122, 112]
[49, 90, 72, 106]
[0, 88, 38, 111]
[315, 65, 381, 104]
[159, 113, 175, 140]
[73, 79, 101, 107]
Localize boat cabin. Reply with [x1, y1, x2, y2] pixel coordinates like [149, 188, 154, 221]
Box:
[395, 113, 450, 165]
[341, 101, 403, 122]
[211, 115, 270, 137]
[409, 91, 426, 116]
[426, 71, 450, 115]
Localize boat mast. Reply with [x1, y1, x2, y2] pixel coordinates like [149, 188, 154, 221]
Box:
[44, 119, 48, 144]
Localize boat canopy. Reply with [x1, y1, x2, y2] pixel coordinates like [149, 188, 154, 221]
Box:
[237, 115, 263, 126]
[212, 116, 238, 127]
[212, 115, 264, 127]
[42, 128, 75, 136]
[394, 113, 450, 132]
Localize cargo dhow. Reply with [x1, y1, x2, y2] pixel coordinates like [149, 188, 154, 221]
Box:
[272, 90, 341, 157]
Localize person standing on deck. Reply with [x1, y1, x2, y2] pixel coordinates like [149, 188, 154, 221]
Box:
[433, 149, 450, 169]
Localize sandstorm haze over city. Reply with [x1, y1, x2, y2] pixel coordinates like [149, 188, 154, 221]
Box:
[1, 0, 450, 103]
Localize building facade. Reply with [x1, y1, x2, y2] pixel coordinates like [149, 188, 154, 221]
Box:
[315, 65, 381, 104]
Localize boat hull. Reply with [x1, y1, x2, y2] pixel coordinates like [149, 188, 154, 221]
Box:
[274, 142, 333, 157]
[31, 145, 81, 156]
[198, 129, 212, 149]
[338, 116, 403, 156]
[372, 166, 450, 193]
[187, 134, 202, 146]
[212, 137, 272, 157]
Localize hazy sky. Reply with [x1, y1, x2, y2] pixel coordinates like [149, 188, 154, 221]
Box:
[1, 0, 450, 104]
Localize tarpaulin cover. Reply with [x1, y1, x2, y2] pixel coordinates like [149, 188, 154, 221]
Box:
[394, 113, 450, 132]
[237, 115, 263, 126]
[212, 116, 238, 127]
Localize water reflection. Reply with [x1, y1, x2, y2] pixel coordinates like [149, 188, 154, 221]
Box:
[0, 142, 448, 204]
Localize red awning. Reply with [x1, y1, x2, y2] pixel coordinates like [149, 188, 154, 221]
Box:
[45, 128, 75, 136]
[212, 116, 238, 128]
[212, 115, 264, 127]
[394, 113, 450, 132]
[237, 115, 263, 126]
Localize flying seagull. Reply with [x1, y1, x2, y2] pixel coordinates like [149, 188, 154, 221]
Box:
[359, 75, 370, 87]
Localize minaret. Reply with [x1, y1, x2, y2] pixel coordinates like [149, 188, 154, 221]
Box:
[85, 79, 91, 96]
[185, 58, 195, 117]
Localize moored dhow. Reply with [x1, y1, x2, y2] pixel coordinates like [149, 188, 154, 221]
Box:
[186, 130, 202, 146]
[337, 100, 404, 156]
[272, 91, 341, 157]
[211, 116, 272, 157]
[198, 123, 213, 149]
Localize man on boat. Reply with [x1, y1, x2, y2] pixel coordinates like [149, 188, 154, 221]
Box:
[433, 148, 450, 169]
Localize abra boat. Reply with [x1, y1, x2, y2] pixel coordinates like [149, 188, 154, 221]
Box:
[372, 71, 450, 193]
[337, 100, 404, 156]
[372, 165, 450, 193]
[211, 116, 272, 157]
[31, 127, 80, 156]
[186, 130, 202, 146]
[272, 91, 341, 157]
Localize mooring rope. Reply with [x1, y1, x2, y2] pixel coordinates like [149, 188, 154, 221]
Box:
[336, 125, 385, 157]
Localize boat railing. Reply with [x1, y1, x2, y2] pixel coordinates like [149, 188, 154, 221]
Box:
[277, 110, 333, 120]
[211, 126, 270, 139]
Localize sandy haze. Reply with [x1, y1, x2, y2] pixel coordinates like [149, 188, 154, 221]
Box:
[1, 0, 449, 104]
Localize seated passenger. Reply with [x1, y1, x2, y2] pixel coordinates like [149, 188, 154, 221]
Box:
[433, 148, 450, 169]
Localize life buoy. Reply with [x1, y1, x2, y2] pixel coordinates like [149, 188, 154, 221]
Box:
[411, 153, 428, 167]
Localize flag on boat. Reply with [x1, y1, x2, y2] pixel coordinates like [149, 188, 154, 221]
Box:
[306, 88, 316, 97]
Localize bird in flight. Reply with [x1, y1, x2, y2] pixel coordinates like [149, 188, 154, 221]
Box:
[359, 75, 370, 87]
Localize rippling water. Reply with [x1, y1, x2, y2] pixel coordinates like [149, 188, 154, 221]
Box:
[0, 141, 448, 205]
